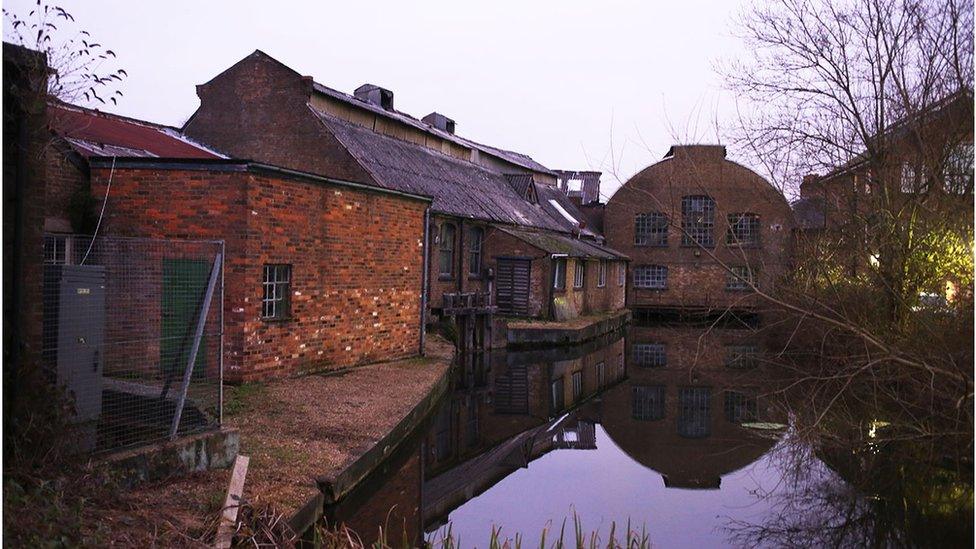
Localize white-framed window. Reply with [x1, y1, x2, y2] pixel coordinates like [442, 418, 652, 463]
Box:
[572, 370, 583, 399]
[726, 265, 757, 291]
[573, 260, 585, 289]
[597, 361, 606, 387]
[43, 234, 74, 265]
[617, 262, 626, 286]
[553, 258, 567, 290]
[598, 260, 607, 287]
[634, 265, 668, 289]
[438, 223, 456, 278]
[262, 264, 292, 320]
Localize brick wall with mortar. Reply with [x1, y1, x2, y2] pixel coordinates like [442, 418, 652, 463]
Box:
[606, 146, 795, 312]
[90, 164, 426, 382]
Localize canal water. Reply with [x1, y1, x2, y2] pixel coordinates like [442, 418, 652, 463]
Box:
[326, 321, 972, 548]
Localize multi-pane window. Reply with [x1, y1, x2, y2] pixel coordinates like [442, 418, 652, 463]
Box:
[724, 391, 758, 424]
[634, 265, 668, 289]
[635, 212, 668, 246]
[262, 264, 292, 320]
[727, 213, 760, 246]
[944, 142, 974, 194]
[573, 260, 585, 289]
[598, 260, 607, 287]
[438, 223, 456, 278]
[550, 377, 565, 413]
[617, 262, 626, 286]
[632, 385, 666, 421]
[678, 387, 711, 439]
[633, 343, 667, 368]
[43, 234, 72, 265]
[901, 162, 928, 193]
[553, 258, 567, 290]
[572, 370, 583, 400]
[726, 265, 757, 291]
[725, 344, 760, 369]
[468, 226, 483, 276]
[681, 195, 715, 247]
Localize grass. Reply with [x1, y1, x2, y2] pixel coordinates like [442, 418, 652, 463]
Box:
[222, 382, 267, 416]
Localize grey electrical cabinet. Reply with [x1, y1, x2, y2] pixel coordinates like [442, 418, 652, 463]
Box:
[43, 264, 106, 426]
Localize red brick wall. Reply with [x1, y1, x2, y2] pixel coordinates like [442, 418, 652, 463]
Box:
[605, 146, 795, 312]
[91, 165, 425, 382]
[43, 143, 87, 233]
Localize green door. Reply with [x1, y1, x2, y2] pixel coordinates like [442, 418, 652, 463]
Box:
[161, 258, 210, 379]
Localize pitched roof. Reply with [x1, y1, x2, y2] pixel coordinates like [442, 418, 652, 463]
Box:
[497, 226, 628, 260]
[317, 110, 570, 231]
[791, 197, 826, 230]
[49, 102, 224, 159]
[310, 81, 555, 175]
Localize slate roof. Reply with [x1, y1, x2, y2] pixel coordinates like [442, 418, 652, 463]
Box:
[497, 226, 628, 260]
[791, 197, 826, 230]
[49, 102, 224, 159]
[311, 82, 555, 175]
[318, 110, 571, 232]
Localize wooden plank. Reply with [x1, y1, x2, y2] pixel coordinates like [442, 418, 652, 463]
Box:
[214, 454, 250, 549]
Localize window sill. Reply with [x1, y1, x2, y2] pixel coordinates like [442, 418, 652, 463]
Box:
[726, 243, 761, 249]
[261, 316, 294, 324]
[437, 275, 455, 282]
[634, 287, 668, 291]
[634, 243, 669, 248]
[680, 244, 715, 249]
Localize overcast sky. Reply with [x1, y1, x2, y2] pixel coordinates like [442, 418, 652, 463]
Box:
[4, 0, 751, 199]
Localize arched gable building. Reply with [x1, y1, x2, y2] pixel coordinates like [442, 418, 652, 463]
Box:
[606, 145, 794, 313]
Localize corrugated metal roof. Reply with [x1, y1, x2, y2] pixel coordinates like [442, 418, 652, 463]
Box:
[318, 110, 571, 231]
[50, 102, 224, 159]
[498, 226, 628, 260]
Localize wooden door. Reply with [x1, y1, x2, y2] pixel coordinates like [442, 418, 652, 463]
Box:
[495, 258, 531, 316]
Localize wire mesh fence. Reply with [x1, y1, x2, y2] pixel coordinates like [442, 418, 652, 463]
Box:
[42, 234, 223, 453]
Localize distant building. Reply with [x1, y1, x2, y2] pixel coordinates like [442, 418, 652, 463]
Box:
[605, 145, 794, 313]
[182, 50, 627, 321]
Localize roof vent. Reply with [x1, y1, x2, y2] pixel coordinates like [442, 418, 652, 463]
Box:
[422, 112, 456, 134]
[354, 84, 394, 110]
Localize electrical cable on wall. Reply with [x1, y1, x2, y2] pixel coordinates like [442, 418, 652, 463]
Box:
[81, 155, 116, 265]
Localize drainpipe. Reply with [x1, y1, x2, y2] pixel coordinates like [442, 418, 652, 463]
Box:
[419, 207, 430, 356]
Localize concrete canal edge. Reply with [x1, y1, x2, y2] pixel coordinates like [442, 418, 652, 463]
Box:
[286, 354, 454, 536]
[96, 427, 240, 487]
[505, 309, 632, 347]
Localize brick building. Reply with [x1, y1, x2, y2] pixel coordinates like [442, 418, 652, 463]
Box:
[605, 145, 795, 313]
[45, 103, 431, 382]
[182, 50, 627, 321]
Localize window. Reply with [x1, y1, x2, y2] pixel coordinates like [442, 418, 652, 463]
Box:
[262, 264, 292, 320]
[681, 195, 715, 247]
[573, 260, 585, 289]
[597, 361, 606, 387]
[598, 260, 607, 287]
[724, 391, 758, 424]
[677, 387, 711, 439]
[633, 343, 667, 368]
[617, 263, 626, 286]
[572, 370, 583, 400]
[901, 161, 928, 193]
[726, 265, 757, 291]
[727, 213, 760, 247]
[632, 386, 666, 421]
[944, 142, 974, 194]
[438, 224, 456, 278]
[550, 377, 565, 413]
[43, 234, 73, 265]
[468, 226, 483, 277]
[553, 258, 567, 290]
[725, 344, 760, 369]
[635, 212, 668, 246]
[634, 265, 668, 289]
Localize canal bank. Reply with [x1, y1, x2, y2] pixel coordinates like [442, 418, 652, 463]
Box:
[74, 335, 455, 546]
[499, 308, 631, 348]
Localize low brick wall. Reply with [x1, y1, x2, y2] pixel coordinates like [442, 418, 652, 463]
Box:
[97, 427, 240, 487]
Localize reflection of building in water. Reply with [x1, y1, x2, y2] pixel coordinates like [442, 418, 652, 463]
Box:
[422, 331, 626, 527]
[600, 324, 781, 489]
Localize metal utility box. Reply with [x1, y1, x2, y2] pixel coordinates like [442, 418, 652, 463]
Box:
[43, 264, 106, 424]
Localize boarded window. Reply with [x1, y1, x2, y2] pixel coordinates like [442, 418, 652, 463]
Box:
[438, 224, 456, 278]
[633, 343, 667, 368]
[681, 195, 715, 247]
[468, 226, 483, 276]
[635, 212, 668, 246]
[632, 385, 666, 421]
[727, 213, 760, 246]
[262, 264, 291, 320]
[634, 265, 668, 289]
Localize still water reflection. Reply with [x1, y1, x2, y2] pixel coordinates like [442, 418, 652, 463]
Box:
[326, 322, 971, 548]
